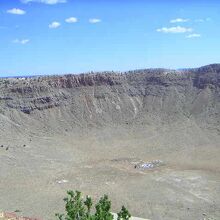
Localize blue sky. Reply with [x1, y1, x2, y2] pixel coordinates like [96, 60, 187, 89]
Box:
[0, 0, 220, 76]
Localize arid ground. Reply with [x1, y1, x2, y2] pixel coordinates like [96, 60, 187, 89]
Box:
[0, 65, 220, 220]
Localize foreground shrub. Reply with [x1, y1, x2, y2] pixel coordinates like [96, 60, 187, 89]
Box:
[56, 190, 131, 220]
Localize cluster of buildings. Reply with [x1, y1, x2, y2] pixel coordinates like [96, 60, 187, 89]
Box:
[0, 212, 41, 220]
[134, 160, 164, 170]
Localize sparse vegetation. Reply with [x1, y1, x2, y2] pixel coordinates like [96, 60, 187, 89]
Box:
[55, 190, 131, 220]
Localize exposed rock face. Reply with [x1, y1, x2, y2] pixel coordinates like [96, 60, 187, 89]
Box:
[0, 64, 219, 134]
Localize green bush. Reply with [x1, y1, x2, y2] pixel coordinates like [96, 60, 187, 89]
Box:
[56, 190, 131, 220]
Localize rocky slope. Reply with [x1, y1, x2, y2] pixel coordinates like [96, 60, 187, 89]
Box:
[0, 64, 219, 135]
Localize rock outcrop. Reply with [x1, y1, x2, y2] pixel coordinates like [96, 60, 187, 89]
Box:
[0, 64, 219, 134]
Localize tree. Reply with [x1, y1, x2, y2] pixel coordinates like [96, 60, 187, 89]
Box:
[117, 206, 131, 220]
[56, 190, 87, 220]
[94, 195, 113, 220]
[84, 196, 93, 217]
[56, 190, 131, 220]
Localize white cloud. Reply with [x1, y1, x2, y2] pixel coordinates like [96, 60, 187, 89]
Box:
[170, 18, 189, 23]
[7, 8, 26, 15]
[89, 18, 101, 24]
[49, 21, 61, 29]
[195, 17, 211, 22]
[21, 0, 66, 4]
[65, 17, 78, 23]
[13, 39, 30, 44]
[157, 26, 193, 34]
[186, 33, 201, 38]
[195, 19, 204, 23]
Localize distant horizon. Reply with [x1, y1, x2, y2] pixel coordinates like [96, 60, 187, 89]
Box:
[1, 62, 219, 78]
[0, 0, 220, 77]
